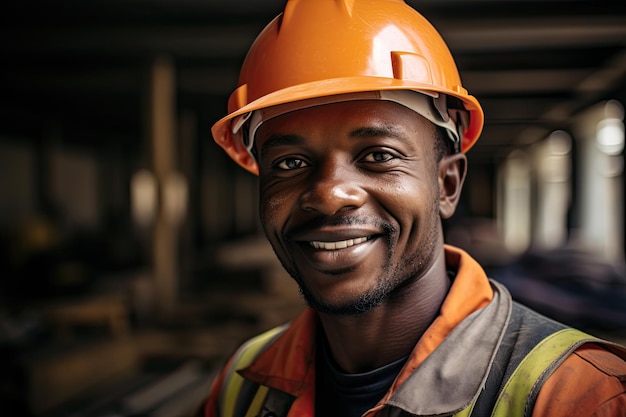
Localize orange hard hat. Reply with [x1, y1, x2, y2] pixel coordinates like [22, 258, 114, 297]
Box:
[211, 0, 484, 175]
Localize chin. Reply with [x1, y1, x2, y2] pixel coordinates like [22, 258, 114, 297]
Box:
[298, 280, 390, 317]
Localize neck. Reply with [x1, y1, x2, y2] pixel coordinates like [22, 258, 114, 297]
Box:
[317, 247, 450, 374]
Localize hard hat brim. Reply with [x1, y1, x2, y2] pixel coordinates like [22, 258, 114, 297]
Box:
[212, 76, 484, 175]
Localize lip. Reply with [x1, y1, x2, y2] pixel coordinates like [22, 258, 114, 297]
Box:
[310, 236, 370, 250]
[287, 226, 383, 272]
[289, 226, 382, 242]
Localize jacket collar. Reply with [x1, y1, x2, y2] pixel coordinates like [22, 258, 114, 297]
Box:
[240, 308, 318, 396]
[387, 280, 511, 415]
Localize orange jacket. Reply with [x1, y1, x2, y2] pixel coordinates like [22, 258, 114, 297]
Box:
[202, 245, 626, 416]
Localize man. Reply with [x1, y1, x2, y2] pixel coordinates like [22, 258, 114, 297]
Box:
[200, 1, 626, 416]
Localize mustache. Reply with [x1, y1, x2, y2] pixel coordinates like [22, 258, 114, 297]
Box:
[285, 214, 396, 239]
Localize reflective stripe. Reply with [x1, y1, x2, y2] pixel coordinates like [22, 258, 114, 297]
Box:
[244, 385, 270, 417]
[221, 326, 286, 417]
[453, 403, 475, 417]
[491, 328, 595, 417]
[453, 328, 594, 417]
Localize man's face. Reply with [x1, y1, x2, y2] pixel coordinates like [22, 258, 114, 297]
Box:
[255, 100, 446, 315]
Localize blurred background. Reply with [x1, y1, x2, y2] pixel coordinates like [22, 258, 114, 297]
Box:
[0, 0, 625, 416]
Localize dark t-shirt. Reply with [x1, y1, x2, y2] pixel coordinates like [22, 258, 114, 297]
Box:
[315, 338, 408, 417]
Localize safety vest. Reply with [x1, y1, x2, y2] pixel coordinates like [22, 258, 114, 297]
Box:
[216, 304, 625, 417]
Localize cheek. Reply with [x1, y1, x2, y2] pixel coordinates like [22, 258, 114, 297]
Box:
[259, 184, 294, 230]
[380, 177, 439, 239]
[385, 177, 434, 212]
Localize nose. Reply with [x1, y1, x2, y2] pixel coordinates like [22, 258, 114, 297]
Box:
[299, 161, 367, 215]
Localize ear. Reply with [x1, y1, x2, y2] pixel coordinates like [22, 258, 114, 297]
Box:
[438, 152, 467, 219]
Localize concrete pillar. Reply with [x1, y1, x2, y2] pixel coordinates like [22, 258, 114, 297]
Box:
[498, 150, 532, 255]
[149, 55, 179, 319]
[573, 100, 624, 264]
[533, 131, 572, 250]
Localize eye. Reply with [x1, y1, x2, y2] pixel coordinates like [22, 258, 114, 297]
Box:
[362, 151, 395, 163]
[276, 157, 308, 170]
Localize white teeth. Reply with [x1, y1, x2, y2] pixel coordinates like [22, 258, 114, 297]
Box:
[310, 236, 369, 250]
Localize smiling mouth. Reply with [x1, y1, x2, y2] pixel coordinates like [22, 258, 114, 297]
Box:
[310, 236, 371, 250]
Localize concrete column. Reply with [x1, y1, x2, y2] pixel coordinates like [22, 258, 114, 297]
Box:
[498, 150, 532, 255]
[149, 55, 179, 319]
[573, 100, 624, 264]
[533, 131, 572, 250]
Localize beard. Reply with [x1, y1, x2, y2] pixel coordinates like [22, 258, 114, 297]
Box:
[278, 201, 441, 317]
[293, 255, 394, 316]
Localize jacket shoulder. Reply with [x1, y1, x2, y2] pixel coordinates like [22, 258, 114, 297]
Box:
[532, 342, 626, 417]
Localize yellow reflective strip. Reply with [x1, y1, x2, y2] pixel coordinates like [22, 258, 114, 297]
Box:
[491, 328, 594, 417]
[244, 385, 270, 417]
[222, 326, 285, 417]
[221, 352, 248, 417]
[453, 403, 475, 417]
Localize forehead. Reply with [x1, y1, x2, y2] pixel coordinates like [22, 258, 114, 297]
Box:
[255, 99, 435, 145]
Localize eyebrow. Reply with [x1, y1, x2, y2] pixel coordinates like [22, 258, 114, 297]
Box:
[349, 125, 407, 140]
[259, 133, 304, 157]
